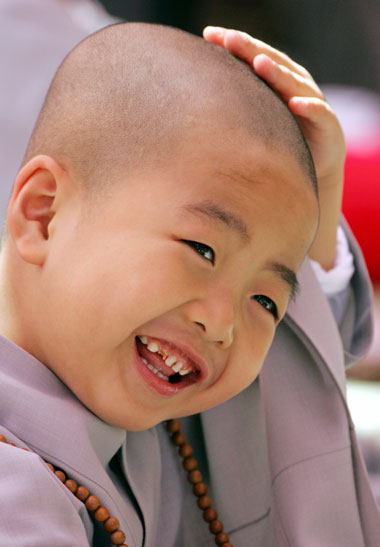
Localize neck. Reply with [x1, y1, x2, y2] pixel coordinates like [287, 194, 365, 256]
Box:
[0, 242, 43, 360]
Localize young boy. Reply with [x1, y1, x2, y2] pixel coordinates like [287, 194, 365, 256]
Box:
[0, 22, 378, 546]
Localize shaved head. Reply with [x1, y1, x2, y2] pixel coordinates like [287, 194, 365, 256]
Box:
[3, 23, 320, 431]
[23, 23, 317, 194]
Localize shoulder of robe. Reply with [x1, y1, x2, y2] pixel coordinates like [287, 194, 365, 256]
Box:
[0, 438, 92, 546]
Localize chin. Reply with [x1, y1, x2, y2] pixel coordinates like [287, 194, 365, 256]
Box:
[95, 407, 165, 432]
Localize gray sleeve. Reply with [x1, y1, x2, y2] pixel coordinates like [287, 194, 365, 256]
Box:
[335, 217, 373, 367]
[328, 285, 351, 326]
[0, 443, 91, 546]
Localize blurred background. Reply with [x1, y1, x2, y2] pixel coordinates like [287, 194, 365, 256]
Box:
[1, 0, 379, 500]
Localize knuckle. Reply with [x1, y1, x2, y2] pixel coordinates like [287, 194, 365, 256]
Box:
[300, 66, 312, 79]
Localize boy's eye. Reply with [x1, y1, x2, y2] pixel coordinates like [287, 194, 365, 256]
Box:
[182, 240, 215, 264]
[252, 294, 278, 320]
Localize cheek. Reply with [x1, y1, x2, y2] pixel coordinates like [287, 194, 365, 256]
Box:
[56, 242, 195, 342]
[203, 323, 276, 409]
[227, 338, 272, 393]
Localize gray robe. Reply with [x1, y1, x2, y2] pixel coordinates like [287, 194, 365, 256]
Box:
[0, 221, 379, 546]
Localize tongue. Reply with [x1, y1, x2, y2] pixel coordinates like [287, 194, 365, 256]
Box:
[136, 339, 178, 377]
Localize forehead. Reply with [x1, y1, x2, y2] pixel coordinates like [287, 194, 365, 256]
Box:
[170, 124, 317, 208]
[102, 122, 318, 229]
[174, 116, 311, 184]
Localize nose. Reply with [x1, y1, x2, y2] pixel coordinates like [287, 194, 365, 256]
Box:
[185, 292, 236, 349]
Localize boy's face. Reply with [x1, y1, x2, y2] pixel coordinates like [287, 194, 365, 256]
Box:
[36, 125, 318, 430]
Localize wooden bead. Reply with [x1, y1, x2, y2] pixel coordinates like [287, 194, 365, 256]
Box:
[197, 495, 212, 510]
[179, 443, 193, 458]
[166, 419, 181, 433]
[55, 470, 66, 482]
[215, 532, 230, 545]
[1, 437, 130, 547]
[209, 519, 223, 534]
[183, 456, 198, 471]
[193, 482, 208, 496]
[65, 479, 78, 494]
[203, 508, 218, 522]
[188, 470, 202, 484]
[76, 485, 90, 501]
[171, 431, 186, 446]
[110, 529, 127, 545]
[85, 495, 100, 511]
[94, 506, 110, 522]
[104, 516, 120, 533]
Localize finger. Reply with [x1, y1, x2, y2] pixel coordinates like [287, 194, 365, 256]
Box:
[203, 26, 228, 47]
[288, 97, 338, 129]
[204, 26, 313, 84]
[288, 97, 345, 160]
[253, 54, 324, 102]
[203, 26, 324, 101]
[204, 27, 284, 69]
[222, 29, 311, 80]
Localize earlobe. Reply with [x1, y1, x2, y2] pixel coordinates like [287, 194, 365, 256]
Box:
[7, 155, 60, 266]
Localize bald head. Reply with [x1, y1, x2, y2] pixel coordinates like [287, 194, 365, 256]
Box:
[24, 23, 317, 193]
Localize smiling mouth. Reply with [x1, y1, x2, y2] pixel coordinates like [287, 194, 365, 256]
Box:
[135, 335, 201, 386]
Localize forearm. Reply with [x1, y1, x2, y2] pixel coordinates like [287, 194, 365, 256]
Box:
[310, 217, 373, 367]
[308, 169, 344, 271]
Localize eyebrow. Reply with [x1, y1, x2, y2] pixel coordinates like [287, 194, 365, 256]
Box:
[181, 200, 250, 242]
[181, 200, 299, 300]
[267, 262, 300, 302]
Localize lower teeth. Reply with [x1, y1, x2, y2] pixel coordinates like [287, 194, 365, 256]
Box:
[141, 357, 169, 381]
[141, 356, 184, 384]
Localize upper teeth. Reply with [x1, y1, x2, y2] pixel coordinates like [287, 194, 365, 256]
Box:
[147, 342, 159, 352]
[172, 362, 183, 372]
[138, 335, 193, 376]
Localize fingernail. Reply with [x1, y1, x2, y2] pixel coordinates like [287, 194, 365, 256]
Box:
[204, 26, 224, 37]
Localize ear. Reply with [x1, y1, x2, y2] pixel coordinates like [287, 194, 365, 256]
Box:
[7, 155, 64, 266]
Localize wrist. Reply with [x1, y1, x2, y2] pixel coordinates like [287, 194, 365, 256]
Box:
[310, 225, 354, 296]
[308, 171, 344, 270]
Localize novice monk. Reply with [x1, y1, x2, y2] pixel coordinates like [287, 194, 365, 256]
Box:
[0, 22, 378, 546]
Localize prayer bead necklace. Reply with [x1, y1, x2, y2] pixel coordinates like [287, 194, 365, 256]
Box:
[0, 419, 232, 547]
